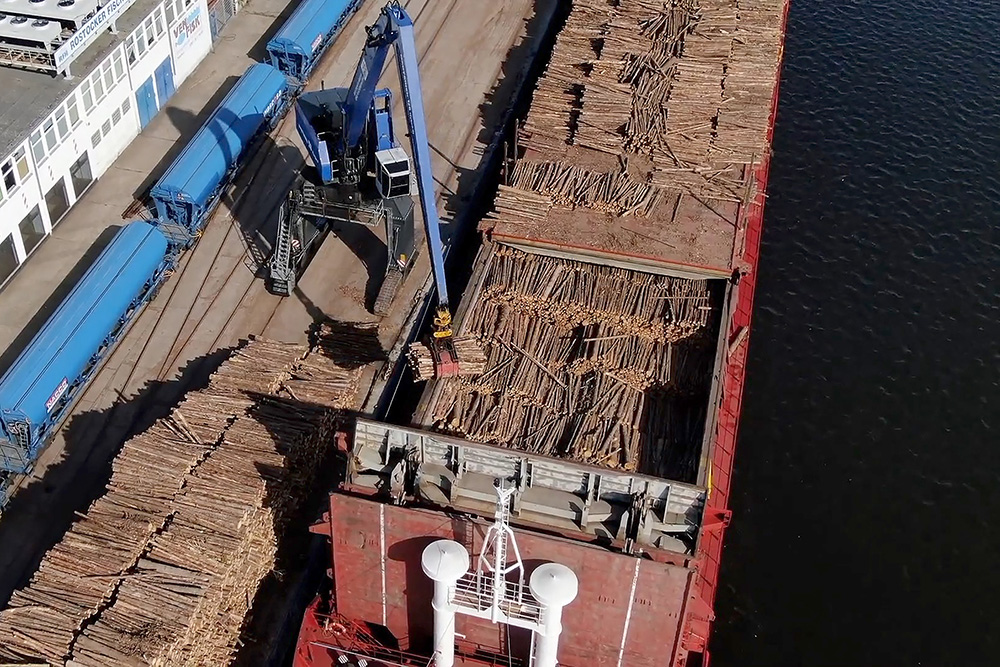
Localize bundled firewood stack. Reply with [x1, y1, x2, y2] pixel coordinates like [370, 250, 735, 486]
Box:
[0, 327, 371, 666]
[496, 0, 784, 235]
[427, 246, 715, 481]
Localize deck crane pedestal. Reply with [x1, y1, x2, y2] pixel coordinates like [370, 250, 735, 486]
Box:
[267, 2, 462, 377]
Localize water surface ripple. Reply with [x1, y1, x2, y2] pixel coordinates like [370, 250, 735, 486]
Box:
[712, 0, 1000, 665]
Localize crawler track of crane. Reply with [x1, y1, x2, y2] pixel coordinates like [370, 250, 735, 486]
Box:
[0, 0, 543, 603]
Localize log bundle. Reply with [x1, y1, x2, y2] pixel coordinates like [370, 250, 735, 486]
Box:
[407, 337, 488, 382]
[492, 0, 785, 247]
[428, 246, 716, 480]
[0, 328, 371, 666]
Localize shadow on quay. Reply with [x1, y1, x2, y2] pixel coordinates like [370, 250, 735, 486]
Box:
[0, 347, 233, 607]
[244, 0, 303, 64]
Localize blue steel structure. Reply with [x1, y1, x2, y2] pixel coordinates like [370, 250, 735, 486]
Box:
[266, 3, 459, 377]
[150, 63, 291, 244]
[266, 0, 363, 82]
[0, 222, 171, 476]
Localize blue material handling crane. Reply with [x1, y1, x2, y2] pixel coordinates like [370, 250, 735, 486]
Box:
[267, 1, 461, 376]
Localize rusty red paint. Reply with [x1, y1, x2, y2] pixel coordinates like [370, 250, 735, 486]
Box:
[316, 494, 697, 666]
[680, 0, 794, 662]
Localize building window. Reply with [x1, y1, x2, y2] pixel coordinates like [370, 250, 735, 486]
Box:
[112, 107, 122, 125]
[122, 97, 131, 116]
[93, 75, 105, 103]
[68, 96, 81, 127]
[0, 235, 17, 286]
[113, 50, 125, 80]
[1, 162, 14, 192]
[45, 178, 70, 227]
[30, 130, 45, 164]
[18, 206, 45, 256]
[92, 130, 102, 148]
[55, 108, 69, 140]
[42, 120, 58, 152]
[103, 61, 114, 90]
[101, 119, 112, 136]
[14, 148, 29, 180]
[70, 153, 93, 196]
[82, 81, 94, 112]
[165, 1, 175, 23]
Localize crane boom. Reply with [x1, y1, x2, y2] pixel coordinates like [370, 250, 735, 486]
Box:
[269, 1, 464, 376]
[342, 3, 450, 308]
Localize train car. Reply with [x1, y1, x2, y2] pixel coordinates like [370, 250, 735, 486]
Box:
[149, 63, 291, 243]
[266, 0, 363, 81]
[0, 222, 171, 477]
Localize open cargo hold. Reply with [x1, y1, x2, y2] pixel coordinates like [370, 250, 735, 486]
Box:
[420, 245, 721, 482]
[266, 0, 363, 81]
[150, 63, 290, 239]
[0, 222, 169, 475]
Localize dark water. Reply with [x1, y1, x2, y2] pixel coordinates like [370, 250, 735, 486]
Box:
[711, 1, 1000, 665]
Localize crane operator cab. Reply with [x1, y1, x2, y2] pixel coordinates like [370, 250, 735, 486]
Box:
[375, 146, 411, 199]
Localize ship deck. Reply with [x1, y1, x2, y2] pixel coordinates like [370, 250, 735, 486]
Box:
[482, 0, 786, 278]
[415, 0, 787, 494]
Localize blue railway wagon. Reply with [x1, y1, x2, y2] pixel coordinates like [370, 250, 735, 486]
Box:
[149, 63, 290, 240]
[0, 222, 170, 475]
[266, 0, 363, 81]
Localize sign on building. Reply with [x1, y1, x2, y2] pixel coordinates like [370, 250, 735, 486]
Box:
[54, 0, 139, 73]
[170, 0, 211, 81]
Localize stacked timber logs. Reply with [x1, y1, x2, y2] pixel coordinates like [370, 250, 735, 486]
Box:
[503, 161, 661, 218]
[497, 0, 784, 239]
[428, 247, 715, 481]
[518, 0, 608, 151]
[0, 327, 371, 666]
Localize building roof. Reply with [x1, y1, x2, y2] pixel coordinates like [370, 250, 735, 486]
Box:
[0, 0, 161, 158]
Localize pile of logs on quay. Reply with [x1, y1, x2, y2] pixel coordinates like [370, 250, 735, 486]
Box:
[0, 325, 369, 667]
[485, 0, 785, 258]
[427, 246, 717, 482]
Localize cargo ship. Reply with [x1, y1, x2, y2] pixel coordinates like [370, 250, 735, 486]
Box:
[292, 0, 791, 665]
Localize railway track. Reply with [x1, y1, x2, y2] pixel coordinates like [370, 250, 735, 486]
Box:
[0, 0, 540, 605]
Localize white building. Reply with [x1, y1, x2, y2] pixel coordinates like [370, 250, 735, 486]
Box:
[0, 0, 229, 287]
